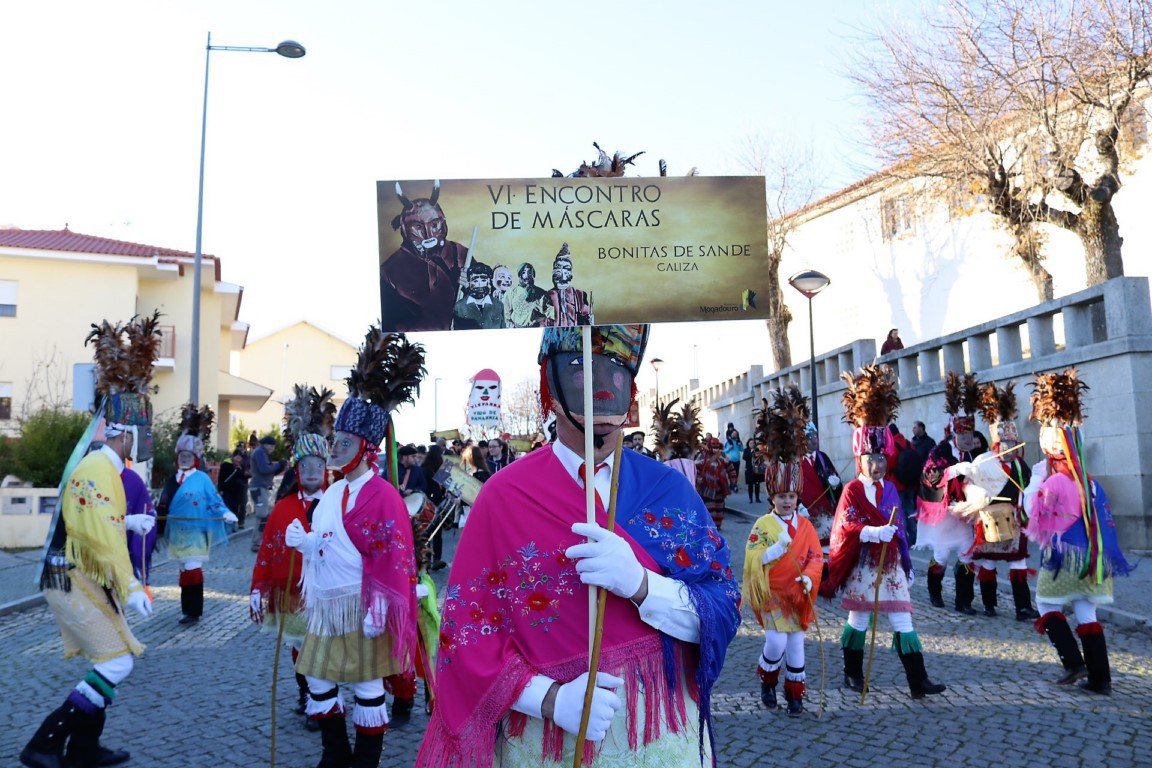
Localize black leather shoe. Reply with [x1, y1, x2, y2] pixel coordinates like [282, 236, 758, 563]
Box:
[928, 595, 945, 608]
[786, 698, 803, 717]
[178, 615, 199, 625]
[1055, 665, 1088, 685]
[983, 607, 997, 617]
[1016, 608, 1040, 621]
[843, 676, 864, 693]
[94, 745, 131, 767]
[1079, 679, 1112, 696]
[760, 683, 777, 709]
[955, 605, 978, 616]
[910, 679, 946, 699]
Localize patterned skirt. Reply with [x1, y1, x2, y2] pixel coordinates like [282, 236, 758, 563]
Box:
[839, 561, 913, 613]
[296, 627, 403, 683]
[44, 571, 145, 662]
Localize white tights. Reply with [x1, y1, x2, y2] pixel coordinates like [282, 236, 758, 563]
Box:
[760, 630, 806, 674]
[1036, 599, 1097, 625]
[847, 610, 913, 634]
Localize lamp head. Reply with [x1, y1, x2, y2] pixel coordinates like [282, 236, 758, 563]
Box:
[275, 40, 306, 58]
[788, 270, 831, 299]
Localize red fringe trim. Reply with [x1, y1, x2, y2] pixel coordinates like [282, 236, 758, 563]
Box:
[384, 672, 417, 699]
[783, 680, 805, 700]
[178, 568, 204, 586]
[1036, 611, 1065, 635]
[1076, 621, 1104, 637]
[976, 566, 997, 583]
[355, 724, 388, 736]
[757, 666, 780, 685]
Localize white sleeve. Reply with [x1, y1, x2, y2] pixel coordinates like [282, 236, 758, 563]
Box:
[635, 572, 700, 643]
[510, 674, 556, 718]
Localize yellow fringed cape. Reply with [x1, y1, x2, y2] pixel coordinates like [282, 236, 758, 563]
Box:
[62, 450, 136, 603]
[742, 512, 823, 630]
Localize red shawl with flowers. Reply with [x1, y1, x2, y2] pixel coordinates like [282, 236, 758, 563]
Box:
[417, 446, 739, 768]
[250, 492, 315, 615]
[819, 478, 912, 600]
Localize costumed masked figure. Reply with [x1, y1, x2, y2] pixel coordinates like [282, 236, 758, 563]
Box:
[379, 180, 471, 332]
[914, 372, 981, 615]
[416, 325, 740, 768]
[285, 328, 421, 768]
[542, 243, 592, 327]
[742, 387, 823, 717]
[157, 404, 235, 626]
[453, 261, 506, 330]
[797, 422, 841, 547]
[250, 384, 335, 731]
[819, 364, 946, 699]
[1023, 368, 1133, 695]
[695, 437, 731, 530]
[503, 262, 552, 328]
[20, 317, 158, 768]
[651, 396, 703, 487]
[970, 382, 1040, 620]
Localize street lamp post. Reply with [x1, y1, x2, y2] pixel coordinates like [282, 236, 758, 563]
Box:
[788, 270, 831, 429]
[190, 32, 305, 403]
[650, 358, 665, 406]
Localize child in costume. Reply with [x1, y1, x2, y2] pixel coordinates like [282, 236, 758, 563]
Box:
[1023, 368, 1133, 695]
[820, 364, 946, 699]
[743, 387, 823, 717]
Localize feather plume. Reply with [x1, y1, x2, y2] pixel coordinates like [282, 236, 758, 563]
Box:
[1030, 367, 1089, 426]
[979, 381, 1018, 424]
[840, 364, 900, 427]
[283, 384, 338, 443]
[85, 319, 130, 396]
[761, 387, 810, 465]
[347, 327, 426, 413]
[944, 371, 982, 416]
[650, 397, 702, 460]
[178, 401, 214, 443]
[123, 310, 163, 394]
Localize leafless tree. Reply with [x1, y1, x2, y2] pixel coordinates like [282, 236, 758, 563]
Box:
[500, 377, 544, 438]
[850, 0, 1151, 297]
[734, 133, 821, 368]
[21, 346, 73, 419]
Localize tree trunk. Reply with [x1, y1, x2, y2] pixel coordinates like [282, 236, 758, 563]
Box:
[1077, 197, 1125, 286]
[765, 251, 792, 369]
[1009, 224, 1054, 301]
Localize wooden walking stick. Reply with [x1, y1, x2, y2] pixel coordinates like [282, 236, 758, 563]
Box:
[269, 546, 297, 767]
[860, 505, 899, 705]
[572, 430, 625, 768]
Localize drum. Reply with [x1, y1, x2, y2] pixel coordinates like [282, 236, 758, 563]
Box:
[979, 502, 1019, 543]
[404, 491, 427, 519]
[434, 460, 484, 506]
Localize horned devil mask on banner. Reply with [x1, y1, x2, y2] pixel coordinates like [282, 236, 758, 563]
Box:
[392, 181, 448, 258]
[466, 369, 502, 428]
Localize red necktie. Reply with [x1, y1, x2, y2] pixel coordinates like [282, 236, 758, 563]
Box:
[341, 485, 351, 515]
[578, 463, 608, 510]
[874, 482, 883, 509]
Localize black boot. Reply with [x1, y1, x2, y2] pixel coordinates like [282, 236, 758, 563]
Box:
[978, 568, 998, 617]
[1077, 623, 1112, 695]
[842, 648, 864, 692]
[179, 582, 203, 625]
[295, 674, 310, 715]
[1040, 612, 1087, 685]
[954, 563, 977, 615]
[315, 713, 352, 768]
[896, 647, 946, 699]
[64, 706, 129, 768]
[350, 730, 384, 768]
[926, 565, 945, 608]
[757, 661, 780, 709]
[20, 699, 82, 768]
[1011, 573, 1040, 621]
[783, 675, 805, 718]
[389, 697, 413, 728]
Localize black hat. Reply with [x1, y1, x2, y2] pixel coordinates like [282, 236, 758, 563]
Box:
[397, 444, 418, 457]
[259, 435, 277, 446]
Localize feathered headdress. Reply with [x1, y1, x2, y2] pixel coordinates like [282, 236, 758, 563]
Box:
[85, 310, 163, 429]
[283, 383, 337, 465]
[334, 326, 426, 448]
[175, 401, 214, 456]
[1030, 367, 1089, 457]
[761, 387, 810, 495]
[841, 364, 900, 456]
[552, 142, 645, 178]
[944, 371, 982, 437]
[650, 397, 702, 461]
[979, 381, 1020, 446]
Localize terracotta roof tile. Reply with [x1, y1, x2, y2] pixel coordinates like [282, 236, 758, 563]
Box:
[0, 227, 214, 260]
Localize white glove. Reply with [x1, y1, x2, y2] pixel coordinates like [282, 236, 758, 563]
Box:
[284, 519, 308, 549]
[795, 574, 813, 593]
[552, 672, 624, 740]
[566, 523, 645, 599]
[797, 504, 810, 518]
[249, 590, 263, 623]
[945, 462, 972, 481]
[126, 590, 153, 618]
[415, 583, 430, 599]
[908, 569, 916, 587]
[223, 510, 239, 524]
[828, 474, 841, 488]
[761, 540, 788, 565]
[124, 514, 155, 535]
[861, 524, 897, 543]
[363, 611, 383, 638]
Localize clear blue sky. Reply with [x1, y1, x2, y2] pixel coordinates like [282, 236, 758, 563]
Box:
[0, 0, 916, 439]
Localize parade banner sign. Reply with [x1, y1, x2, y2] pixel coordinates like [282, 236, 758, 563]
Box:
[377, 176, 768, 333]
[465, 368, 501, 428]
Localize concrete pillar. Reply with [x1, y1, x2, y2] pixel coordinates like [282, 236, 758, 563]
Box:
[943, 342, 966, 374]
[969, 334, 993, 371]
[1062, 303, 1094, 350]
[897, 355, 919, 388]
[919, 348, 941, 385]
[997, 325, 1023, 364]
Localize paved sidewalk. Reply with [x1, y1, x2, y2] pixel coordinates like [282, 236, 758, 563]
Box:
[722, 493, 1152, 632]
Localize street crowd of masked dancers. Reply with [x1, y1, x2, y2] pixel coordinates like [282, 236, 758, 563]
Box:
[20, 316, 1133, 768]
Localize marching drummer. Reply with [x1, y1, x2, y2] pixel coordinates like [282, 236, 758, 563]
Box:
[397, 444, 428, 497]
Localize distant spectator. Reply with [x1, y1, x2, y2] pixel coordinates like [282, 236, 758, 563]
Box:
[397, 444, 427, 497]
[911, 421, 936, 459]
[249, 436, 286, 551]
[415, 444, 427, 466]
[881, 328, 905, 355]
[217, 449, 250, 529]
[486, 438, 510, 474]
[890, 423, 921, 544]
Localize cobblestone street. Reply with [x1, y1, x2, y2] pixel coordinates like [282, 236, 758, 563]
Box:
[3, 513, 1151, 767]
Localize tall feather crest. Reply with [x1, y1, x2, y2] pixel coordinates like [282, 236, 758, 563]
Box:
[346, 327, 427, 413]
[979, 381, 1018, 424]
[649, 397, 702, 460]
[179, 401, 214, 443]
[840, 364, 900, 427]
[944, 371, 982, 416]
[283, 384, 338, 442]
[85, 319, 130, 396]
[123, 310, 163, 394]
[762, 387, 810, 465]
[1030, 367, 1089, 426]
